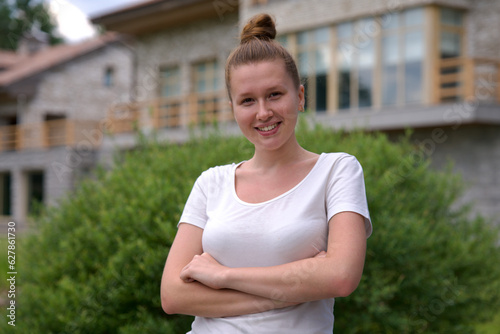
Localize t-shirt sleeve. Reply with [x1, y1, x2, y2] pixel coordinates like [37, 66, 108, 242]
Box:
[178, 171, 209, 229]
[326, 154, 372, 238]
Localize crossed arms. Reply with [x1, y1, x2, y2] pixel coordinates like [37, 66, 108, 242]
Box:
[160, 211, 367, 318]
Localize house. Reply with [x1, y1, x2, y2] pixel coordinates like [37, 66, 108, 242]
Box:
[91, 0, 500, 225]
[2, 0, 497, 227]
[0, 32, 134, 227]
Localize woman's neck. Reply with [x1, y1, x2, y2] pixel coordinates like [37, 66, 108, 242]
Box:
[248, 139, 315, 171]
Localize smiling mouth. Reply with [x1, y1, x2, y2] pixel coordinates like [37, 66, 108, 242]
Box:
[257, 123, 279, 132]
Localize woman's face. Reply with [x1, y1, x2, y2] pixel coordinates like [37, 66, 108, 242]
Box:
[229, 59, 305, 153]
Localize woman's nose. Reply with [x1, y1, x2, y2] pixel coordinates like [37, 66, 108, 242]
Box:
[256, 101, 273, 120]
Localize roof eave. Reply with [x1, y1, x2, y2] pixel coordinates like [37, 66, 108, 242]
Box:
[91, 0, 236, 35]
[0, 33, 124, 92]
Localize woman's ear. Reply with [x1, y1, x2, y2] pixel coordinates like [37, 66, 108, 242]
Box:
[298, 85, 305, 111]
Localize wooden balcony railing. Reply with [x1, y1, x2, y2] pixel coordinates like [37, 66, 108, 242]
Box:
[0, 119, 100, 153]
[107, 91, 233, 134]
[437, 57, 500, 104]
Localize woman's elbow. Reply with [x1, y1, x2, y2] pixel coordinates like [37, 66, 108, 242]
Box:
[330, 274, 361, 298]
[161, 282, 184, 315]
[336, 280, 359, 298]
[161, 291, 178, 315]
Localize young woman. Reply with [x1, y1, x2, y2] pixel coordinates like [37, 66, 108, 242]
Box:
[161, 13, 372, 333]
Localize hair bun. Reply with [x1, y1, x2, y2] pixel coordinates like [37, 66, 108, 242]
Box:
[240, 14, 277, 44]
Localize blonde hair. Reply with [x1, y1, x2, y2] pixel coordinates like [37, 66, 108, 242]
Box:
[225, 14, 301, 100]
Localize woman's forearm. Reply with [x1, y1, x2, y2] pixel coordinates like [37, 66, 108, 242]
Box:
[221, 256, 357, 303]
[161, 275, 297, 317]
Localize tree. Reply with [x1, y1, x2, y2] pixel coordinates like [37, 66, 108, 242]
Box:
[0, 0, 63, 51]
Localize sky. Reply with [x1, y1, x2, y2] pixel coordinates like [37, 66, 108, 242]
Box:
[48, 0, 148, 43]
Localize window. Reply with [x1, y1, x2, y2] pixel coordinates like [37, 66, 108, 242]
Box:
[405, 30, 424, 103]
[104, 66, 114, 87]
[438, 7, 464, 102]
[193, 60, 219, 94]
[0, 172, 12, 216]
[298, 27, 330, 112]
[276, 34, 289, 48]
[160, 66, 181, 97]
[441, 8, 463, 27]
[158, 66, 181, 127]
[337, 18, 376, 109]
[381, 7, 425, 106]
[192, 60, 221, 123]
[381, 32, 398, 106]
[439, 8, 463, 59]
[27, 171, 44, 216]
[337, 22, 353, 110]
[357, 18, 376, 108]
[404, 8, 424, 103]
[440, 31, 461, 59]
[286, 5, 463, 112]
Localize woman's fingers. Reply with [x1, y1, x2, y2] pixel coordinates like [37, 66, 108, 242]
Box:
[179, 253, 226, 288]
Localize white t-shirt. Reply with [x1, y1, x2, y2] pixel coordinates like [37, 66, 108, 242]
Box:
[179, 152, 372, 334]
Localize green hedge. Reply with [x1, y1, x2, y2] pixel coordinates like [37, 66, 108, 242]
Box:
[5, 124, 500, 333]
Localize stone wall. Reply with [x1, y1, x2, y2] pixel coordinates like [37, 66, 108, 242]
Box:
[467, 0, 500, 59]
[241, 0, 471, 35]
[134, 13, 239, 103]
[406, 124, 500, 226]
[0, 147, 98, 226]
[22, 41, 134, 124]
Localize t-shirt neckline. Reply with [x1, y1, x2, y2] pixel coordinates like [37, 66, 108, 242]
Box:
[232, 153, 325, 206]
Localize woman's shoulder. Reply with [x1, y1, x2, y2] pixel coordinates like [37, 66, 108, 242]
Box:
[198, 161, 243, 182]
[320, 152, 360, 165]
[314, 152, 364, 177]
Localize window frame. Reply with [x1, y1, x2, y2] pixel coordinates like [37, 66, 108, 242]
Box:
[159, 65, 181, 98]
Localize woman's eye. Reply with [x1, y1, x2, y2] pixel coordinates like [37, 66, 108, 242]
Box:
[269, 92, 281, 99]
[241, 98, 253, 105]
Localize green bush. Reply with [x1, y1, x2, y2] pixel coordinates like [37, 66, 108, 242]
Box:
[4, 124, 500, 333]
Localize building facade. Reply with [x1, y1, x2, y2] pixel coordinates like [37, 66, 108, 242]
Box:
[92, 0, 500, 225]
[1, 0, 497, 226]
[0, 33, 134, 226]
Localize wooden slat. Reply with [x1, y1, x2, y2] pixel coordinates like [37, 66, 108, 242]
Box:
[0, 125, 17, 152]
[437, 57, 500, 103]
[440, 73, 461, 84]
[0, 119, 103, 152]
[439, 57, 463, 68]
[440, 87, 461, 98]
[463, 58, 474, 100]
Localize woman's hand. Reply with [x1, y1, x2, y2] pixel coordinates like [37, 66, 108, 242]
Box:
[181, 251, 326, 290]
[180, 253, 228, 290]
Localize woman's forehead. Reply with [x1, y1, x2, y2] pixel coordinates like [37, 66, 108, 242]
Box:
[230, 60, 291, 83]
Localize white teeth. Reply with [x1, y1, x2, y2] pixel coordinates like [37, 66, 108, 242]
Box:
[258, 124, 278, 132]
